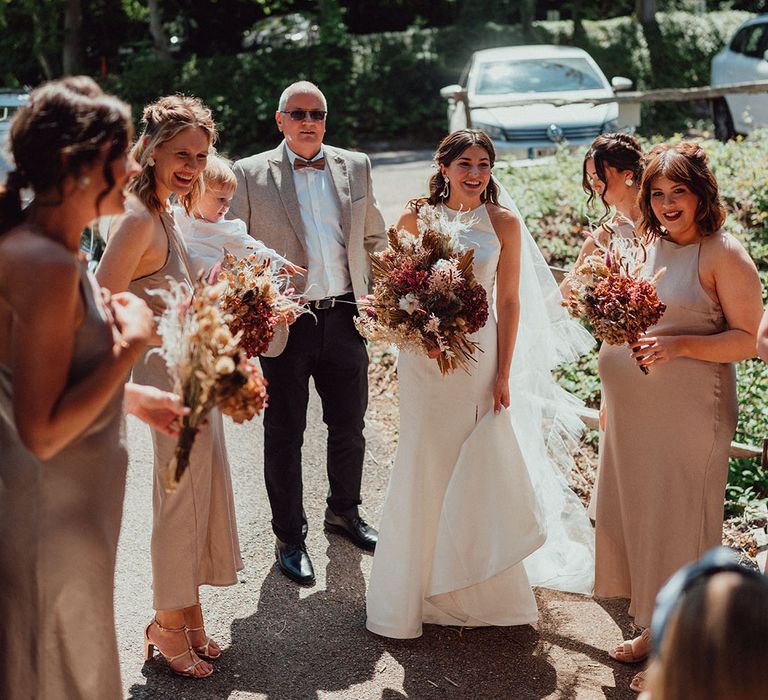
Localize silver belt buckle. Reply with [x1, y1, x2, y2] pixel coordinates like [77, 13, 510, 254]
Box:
[313, 297, 336, 310]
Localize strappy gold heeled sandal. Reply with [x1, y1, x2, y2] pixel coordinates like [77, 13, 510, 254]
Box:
[186, 625, 222, 660]
[143, 619, 213, 678]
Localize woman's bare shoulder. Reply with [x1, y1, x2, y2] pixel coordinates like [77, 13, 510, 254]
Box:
[0, 228, 80, 304]
[486, 202, 521, 239]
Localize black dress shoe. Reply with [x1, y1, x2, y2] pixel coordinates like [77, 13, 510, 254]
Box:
[324, 507, 378, 551]
[275, 539, 315, 585]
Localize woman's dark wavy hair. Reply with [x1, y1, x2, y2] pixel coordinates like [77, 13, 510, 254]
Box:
[638, 141, 726, 241]
[582, 132, 644, 224]
[410, 129, 499, 211]
[0, 76, 132, 234]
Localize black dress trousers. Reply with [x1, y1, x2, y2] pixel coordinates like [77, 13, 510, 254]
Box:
[259, 294, 369, 544]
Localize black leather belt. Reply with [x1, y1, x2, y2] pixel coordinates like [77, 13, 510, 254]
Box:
[309, 292, 354, 310]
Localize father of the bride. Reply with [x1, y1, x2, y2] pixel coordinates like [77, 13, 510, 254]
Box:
[230, 80, 386, 585]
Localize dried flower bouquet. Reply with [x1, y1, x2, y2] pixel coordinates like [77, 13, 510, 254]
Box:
[151, 277, 268, 492]
[562, 232, 666, 374]
[217, 252, 306, 357]
[355, 205, 489, 375]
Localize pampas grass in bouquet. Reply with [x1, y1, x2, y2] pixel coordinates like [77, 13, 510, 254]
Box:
[355, 204, 489, 375]
[151, 277, 267, 492]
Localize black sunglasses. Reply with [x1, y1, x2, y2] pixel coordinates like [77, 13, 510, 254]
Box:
[651, 546, 766, 656]
[280, 109, 327, 122]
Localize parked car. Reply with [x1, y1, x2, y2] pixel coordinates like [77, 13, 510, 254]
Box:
[0, 90, 29, 181]
[711, 14, 768, 140]
[440, 45, 632, 158]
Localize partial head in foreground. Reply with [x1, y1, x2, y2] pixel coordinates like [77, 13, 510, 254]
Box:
[0, 76, 133, 233]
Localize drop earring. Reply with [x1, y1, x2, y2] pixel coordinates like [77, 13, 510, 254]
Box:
[147, 156, 155, 167]
[440, 178, 450, 199]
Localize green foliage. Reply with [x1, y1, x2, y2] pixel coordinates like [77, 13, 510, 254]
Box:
[97, 8, 755, 154]
[497, 133, 768, 514]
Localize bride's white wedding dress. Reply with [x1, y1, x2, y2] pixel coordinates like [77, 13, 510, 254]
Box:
[365, 201, 595, 639]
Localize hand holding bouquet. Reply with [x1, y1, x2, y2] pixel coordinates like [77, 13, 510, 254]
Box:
[355, 205, 488, 375]
[151, 277, 268, 492]
[217, 251, 307, 357]
[562, 234, 666, 374]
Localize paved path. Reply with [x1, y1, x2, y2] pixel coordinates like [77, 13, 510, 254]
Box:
[115, 153, 638, 699]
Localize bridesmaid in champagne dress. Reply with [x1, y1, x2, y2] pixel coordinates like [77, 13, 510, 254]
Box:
[561, 133, 646, 519]
[0, 78, 186, 700]
[594, 142, 763, 693]
[97, 96, 242, 678]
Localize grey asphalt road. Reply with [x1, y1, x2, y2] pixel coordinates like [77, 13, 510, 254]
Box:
[115, 152, 637, 700]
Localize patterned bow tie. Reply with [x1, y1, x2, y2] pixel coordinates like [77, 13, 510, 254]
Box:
[294, 157, 325, 171]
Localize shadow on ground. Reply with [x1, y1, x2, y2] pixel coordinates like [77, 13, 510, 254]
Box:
[127, 536, 568, 700]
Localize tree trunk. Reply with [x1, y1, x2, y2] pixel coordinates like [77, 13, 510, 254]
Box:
[635, 0, 657, 25]
[62, 0, 83, 75]
[520, 0, 535, 38]
[148, 0, 170, 59]
[30, 4, 53, 79]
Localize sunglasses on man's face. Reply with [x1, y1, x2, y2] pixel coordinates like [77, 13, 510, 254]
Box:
[281, 110, 327, 122]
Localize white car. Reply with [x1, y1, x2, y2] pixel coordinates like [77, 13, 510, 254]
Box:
[440, 45, 632, 158]
[0, 90, 28, 180]
[711, 15, 768, 140]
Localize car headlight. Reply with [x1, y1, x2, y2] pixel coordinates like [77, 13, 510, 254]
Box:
[602, 119, 619, 133]
[473, 122, 505, 140]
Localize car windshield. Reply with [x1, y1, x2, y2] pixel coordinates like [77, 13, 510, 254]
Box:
[474, 57, 605, 95]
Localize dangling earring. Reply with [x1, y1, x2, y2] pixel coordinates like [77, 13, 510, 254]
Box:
[147, 156, 155, 167]
[625, 177, 634, 187]
[440, 178, 450, 199]
[77, 175, 91, 189]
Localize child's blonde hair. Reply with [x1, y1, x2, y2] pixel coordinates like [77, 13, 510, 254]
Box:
[203, 152, 237, 191]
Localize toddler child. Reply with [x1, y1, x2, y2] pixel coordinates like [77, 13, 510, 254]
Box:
[176, 153, 297, 276]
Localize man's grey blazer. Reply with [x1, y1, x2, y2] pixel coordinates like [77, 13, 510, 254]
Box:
[229, 141, 387, 304]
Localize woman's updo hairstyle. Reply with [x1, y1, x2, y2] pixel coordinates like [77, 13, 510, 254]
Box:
[0, 76, 132, 234]
[638, 141, 726, 241]
[414, 129, 499, 210]
[130, 95, 216, 214]
[582, 132, 644, 224]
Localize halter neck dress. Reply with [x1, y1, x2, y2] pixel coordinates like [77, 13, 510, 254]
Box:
[595, 233, 737, 627]
[0, 261, 127, 699]
[366, 204, 546, 638]
[128, 209, 243, 611]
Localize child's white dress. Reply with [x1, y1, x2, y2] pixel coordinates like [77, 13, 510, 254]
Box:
[175, 208, 290, 275]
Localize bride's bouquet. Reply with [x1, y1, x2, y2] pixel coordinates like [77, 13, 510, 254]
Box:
[562, 234, 666, 374]
[216, 252, 306, 357]
[151, 277, 268, 492]
[355, 205, 488, 375]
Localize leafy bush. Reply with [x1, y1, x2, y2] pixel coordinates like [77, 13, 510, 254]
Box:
[104, 10, 754, 154]
[497, 133, 768, 515]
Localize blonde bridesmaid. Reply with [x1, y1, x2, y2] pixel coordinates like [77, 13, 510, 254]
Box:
[97, 95, 242, 678]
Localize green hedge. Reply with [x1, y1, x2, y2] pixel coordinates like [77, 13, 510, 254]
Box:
[105, 10, 753, 155]
[497, 132, 768, 516]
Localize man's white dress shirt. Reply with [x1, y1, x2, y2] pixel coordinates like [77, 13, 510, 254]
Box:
[286, 145, 350, 301]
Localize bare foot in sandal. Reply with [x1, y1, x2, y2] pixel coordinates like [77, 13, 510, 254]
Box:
[608, 627, 651, 664]
[630, 669, 647, 693]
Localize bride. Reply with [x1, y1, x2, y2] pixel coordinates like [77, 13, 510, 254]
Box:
[365, 129, 595, 639]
